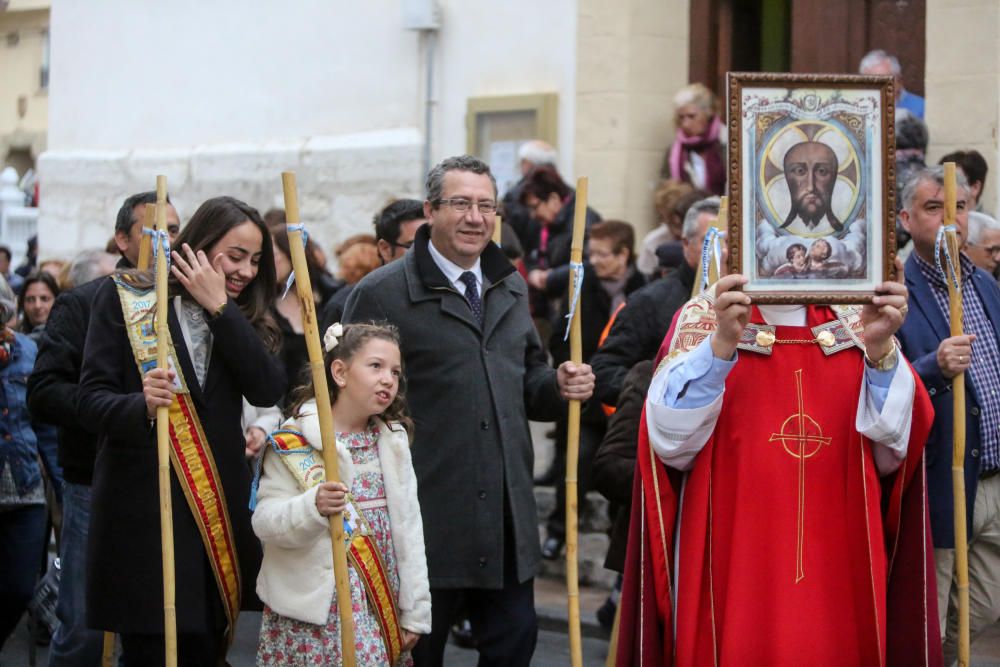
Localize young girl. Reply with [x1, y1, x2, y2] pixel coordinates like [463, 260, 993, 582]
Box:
[253, 322, 430, 666]
[78, 196, 285, 664]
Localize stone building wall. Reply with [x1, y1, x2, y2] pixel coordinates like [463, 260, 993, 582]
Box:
[925, 0, 998, 215]
[38, 129, 423, 260]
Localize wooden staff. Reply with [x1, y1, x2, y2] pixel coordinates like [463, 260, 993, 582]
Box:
[944, 162, 970, 667]
[493, 215, 502, 245]
[690, 195, 728, 298]
[137, 203, 156, 270]
[101, 632, 115, 666]
[281, 172, 356, 667]
[154, 176, 178, 666]
[565, 176, 588, 667]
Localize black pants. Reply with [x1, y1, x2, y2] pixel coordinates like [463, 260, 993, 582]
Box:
[119, 563, 227, 667]
[120, 630, 225, 667]
[0, 504, 47, 650]
[411, 534, 537, 667]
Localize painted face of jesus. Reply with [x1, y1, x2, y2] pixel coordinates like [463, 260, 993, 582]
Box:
[784, 142, 838, 226]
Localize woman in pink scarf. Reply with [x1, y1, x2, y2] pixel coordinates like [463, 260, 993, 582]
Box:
[661, 83, 726, 196]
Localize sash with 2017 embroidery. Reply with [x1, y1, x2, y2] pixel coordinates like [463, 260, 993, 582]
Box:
[259, 428, 404, 664]
[113, 275, 242, 638]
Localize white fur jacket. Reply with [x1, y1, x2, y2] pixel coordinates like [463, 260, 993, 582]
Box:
[251, 400, 432, 632]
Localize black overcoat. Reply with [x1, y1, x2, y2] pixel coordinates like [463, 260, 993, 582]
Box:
[78, 277, 285, 633]
[344, 225, 564, 589]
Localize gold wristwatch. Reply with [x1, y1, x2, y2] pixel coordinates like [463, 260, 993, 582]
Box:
[864, 341, 899, 371]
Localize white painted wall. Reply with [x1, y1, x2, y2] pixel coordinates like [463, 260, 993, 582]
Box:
[40, 0, 578, 260]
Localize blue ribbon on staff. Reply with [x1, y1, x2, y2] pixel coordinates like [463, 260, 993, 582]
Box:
[700, 227, 726, 292]
[143, 227, 172, 272]
[563, 261, 585, 341]
[934, 224, 960, 290]
[282, 224, 309, 299]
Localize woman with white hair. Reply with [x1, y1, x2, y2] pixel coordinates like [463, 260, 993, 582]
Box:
[660, 82, 726, 196]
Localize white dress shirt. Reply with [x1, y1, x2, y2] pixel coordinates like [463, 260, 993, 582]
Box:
[428, 239, 483, 297]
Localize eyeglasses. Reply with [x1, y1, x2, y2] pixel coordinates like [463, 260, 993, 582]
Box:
[390, 240, 414, 250]
[969, 242, 1000, 257]
[435, 198, 498, 215]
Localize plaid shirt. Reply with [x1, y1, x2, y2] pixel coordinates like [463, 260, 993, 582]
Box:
[914, 252, 1000, 471]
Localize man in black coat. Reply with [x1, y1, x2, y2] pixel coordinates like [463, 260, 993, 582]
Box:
[27, 191, 178, 666]
[344, 155, 595, 667]
[589, 196, 720, 406]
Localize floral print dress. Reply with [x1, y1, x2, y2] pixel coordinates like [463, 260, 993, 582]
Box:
[258, 426, 412, 666]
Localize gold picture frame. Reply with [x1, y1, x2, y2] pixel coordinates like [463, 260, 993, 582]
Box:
[727, 72, 896, 304]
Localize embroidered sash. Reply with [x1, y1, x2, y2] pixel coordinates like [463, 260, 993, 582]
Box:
[266, 429, 404, 663]
[113, 276, 242, 637]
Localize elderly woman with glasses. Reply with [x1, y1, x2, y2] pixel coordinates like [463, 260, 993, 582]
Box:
[966, 211, 1000, 277]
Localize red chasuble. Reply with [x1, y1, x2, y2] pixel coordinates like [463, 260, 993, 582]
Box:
[616, 304, 941, 667]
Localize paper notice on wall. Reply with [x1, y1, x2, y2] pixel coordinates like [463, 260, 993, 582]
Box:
[489, 140, 521, 198]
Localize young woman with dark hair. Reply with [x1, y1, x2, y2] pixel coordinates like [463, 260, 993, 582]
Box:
[78, 195, 287, 664]
[17, 271, 59, 341]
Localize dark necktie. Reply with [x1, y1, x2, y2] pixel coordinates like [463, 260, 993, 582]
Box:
[459, 271, 483, 325]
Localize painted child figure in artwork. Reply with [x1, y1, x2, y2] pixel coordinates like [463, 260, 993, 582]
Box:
[252, 322, 430, 666]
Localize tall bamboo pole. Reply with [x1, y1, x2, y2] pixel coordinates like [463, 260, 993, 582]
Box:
[154, 176, 178, 667]
[137, 203, 156, 270]
[691, 196, 728, 298]
[281, 172, 357, 667]
[565, 176, 588, 667]
[944, 162, 970, 667]
[101, 632, 115, 667]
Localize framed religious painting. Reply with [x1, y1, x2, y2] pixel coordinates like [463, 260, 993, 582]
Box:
[726, 72, 896, 304]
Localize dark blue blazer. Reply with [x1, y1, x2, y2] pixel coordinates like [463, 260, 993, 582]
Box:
[897, 253, 1000, 548]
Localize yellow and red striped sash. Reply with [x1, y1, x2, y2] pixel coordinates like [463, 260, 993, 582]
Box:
[264, 429, 404, 663]
[114, 276, 242, 637]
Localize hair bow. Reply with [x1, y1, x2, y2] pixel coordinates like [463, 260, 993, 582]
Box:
[324, 322, 344, 352]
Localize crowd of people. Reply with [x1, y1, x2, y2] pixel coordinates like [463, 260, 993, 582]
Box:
[0, 46, 996, 667]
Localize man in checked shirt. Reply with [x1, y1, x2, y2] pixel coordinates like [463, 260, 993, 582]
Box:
[897, 166, 1000, 664]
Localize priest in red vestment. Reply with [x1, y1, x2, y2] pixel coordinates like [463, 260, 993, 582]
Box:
[615, 271, 941, 666]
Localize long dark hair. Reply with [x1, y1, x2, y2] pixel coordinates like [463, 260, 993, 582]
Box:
[17, 270, 59, 333]
[288, 322, 411, 433]
[168, 196, 280, 351]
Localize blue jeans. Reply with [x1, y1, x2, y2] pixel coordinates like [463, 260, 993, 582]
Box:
[48, 483, 105, 666]
[0, 503, 47, 650]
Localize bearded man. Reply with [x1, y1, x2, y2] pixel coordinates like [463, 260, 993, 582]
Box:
[780, 140, 844, 235]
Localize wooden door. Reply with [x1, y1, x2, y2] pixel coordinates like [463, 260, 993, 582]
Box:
[689, 0, 925, 97]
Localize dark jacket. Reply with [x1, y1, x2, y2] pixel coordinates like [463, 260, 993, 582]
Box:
[590, 260, 695, 406]
[523, 192, 600, 272]
[896, 254, 1000, 548]
[78, 277, 286, 633]
[545, 264, 648, 367]
[319, 282, 355, 334]
[343, 224, 564, 589]
[501, 176, 534, 253]
[274, 308, 307, 407]
[28, 273, 110, 485]
[592, 360, 652, 572]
